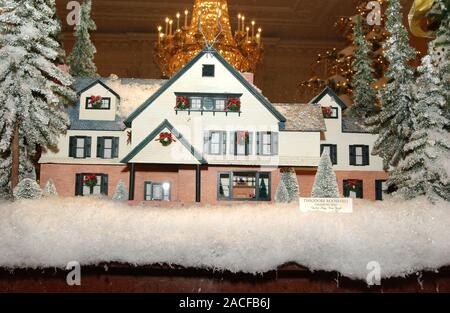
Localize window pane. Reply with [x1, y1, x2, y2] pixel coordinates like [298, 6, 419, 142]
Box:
[102, 99, 109, 108]
[232, 172, 256, 199]
[152, 184, 163, 200]
[76, 138, 85, 148]
[76, 148, 84, 158]
[215, 99, 225, 111]
[349, 190, 357, 198]
[104, 139, 112, 149]
[203, 97, 214, 110]
[104, 149, 112, 159]
[190, 97, 202, 110]
[219, 173, 230, 198]
[356, 147, 363, 155]
[356, 155, 363, 165]
[162, 183, 170, 201]
[145, 184, 152, 200]
[331, 108, 338, 117]
[83, 185, 90, 195]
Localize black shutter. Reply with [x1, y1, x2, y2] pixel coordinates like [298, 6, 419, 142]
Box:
[84, 137, 92, 158]
[203, 131, 210, 155]
[69, 137, 76, 157]
[349, 145, 356, 165]
[343, 180, 349, 197]
[247, 132, 253, 155]
[75, 174, 83, 196]
[320, 144, 325, 156]
[97, 137, 104, 158]
[271, 132, 279, 155]
[230, 132, 236, 155]
[375, 180, 383, 201]
[363, 145, 370, 165]
[331, 145, 337, 165]
[113, 137, 119, 158]
[256, 132, 261, 155]
[101, 175, 108, 195]
[221, 131, 227, 155]
[357, 180, 363, 199]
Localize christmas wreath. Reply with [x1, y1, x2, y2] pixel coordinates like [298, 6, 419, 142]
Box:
[89, 96, 103, 109]
[225, 98, 241, 112]
[175, 96, 190, 110]
[83, 175, 98, 188]
[346, 179, 360, 192]
[321, 106, 333, 118]
[156, 132, 177, 146]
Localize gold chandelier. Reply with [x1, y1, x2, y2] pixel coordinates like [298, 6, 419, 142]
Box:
[154, 0, 264, 77]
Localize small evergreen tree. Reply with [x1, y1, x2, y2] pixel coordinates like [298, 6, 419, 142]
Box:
[390, 55, 450, 203]
[348, 16, 377, 118]
[311, 151, 340, 198]
[259, 178, 268, 199]
[67, 0, 98, 77]
[43, 179, 58, 196]
[280, 168, 299, 202]
[112, 179, 128, 201]
[275, 179, 289, 203]
[13, 178, 42, 200]
[366, 0, 417, 170]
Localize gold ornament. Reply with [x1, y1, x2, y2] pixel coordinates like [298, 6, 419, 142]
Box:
[408, 0, 435, 38]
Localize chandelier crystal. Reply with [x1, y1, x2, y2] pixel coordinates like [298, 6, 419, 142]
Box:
[154, 0, 263, 77]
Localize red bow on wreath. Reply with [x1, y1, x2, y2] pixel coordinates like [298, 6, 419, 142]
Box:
[175, 96, 190, 110]
[89, 96, 103, 108]
[83, 175, 98, 187]
[346, 179, 360, 190]
[156, 132, 177, 146]
[225, 98, 241, 111]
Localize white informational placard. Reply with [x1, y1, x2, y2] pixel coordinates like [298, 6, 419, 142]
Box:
[299, 198, 353, 213]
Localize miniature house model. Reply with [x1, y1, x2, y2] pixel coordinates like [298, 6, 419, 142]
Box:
[39, 48, 387, 203]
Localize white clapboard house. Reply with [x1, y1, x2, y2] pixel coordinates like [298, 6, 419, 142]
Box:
[39, 48, 387, 203]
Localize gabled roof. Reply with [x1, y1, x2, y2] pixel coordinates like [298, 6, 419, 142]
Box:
[77, 79, 121, 100]
[309, 86, 347, 110]
[273, 103, 326, 131]
[121, 119, 207, 164]
[124, 47, 286, 127]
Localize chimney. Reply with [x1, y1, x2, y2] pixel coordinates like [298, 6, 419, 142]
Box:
[241, 72, 254, 85]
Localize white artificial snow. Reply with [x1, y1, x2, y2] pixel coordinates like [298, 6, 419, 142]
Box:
[0, 197, 449, 281]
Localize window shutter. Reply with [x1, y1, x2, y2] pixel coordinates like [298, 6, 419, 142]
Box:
[363, 145, 370, 165]
[203, 131, 210, 155]
[256, 132, 261, 155]
[375, 180, 383, 201]
[247, 132, 253, 155]
[75, 174, 83, 196]
[97, 137, 104, 158]
[113, 137, 119, 158]
[349, 145, 356, 165]
[357, 180, 363, 199]
[229, 132, 236, 155]
[331, 145, 337, 165]
[343, 181, 349, 197]
[320, 144, 324, 156]
[69, 137, 76, 157]
[84, 137, 92, 158]
[221, 131, 227, 155]
[101, 175, 108, 195]
[271, 132, 279, 155]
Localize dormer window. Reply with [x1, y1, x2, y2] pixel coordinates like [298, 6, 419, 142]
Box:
[322, 106, 338, 119]
[86, 96, 111, 110]
[174, 93, 242, 114]
[202, 64, 215, 77]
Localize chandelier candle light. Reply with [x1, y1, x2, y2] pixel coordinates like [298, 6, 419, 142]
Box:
[154, 0, 264, 77]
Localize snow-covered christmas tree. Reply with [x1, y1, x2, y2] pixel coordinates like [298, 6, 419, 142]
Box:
[279, 168, 299, 202]
[112, 180, 128, 201]
[43, 179, 58, 197]
[311, 151, 340, 198]
[275, 178, 289, 203]
[348, 16, 377, 118]
[389, 55, 450, 203]
[13, 178, 42, 200]
[0, 0, 75, 194]
[67, 0, 98, 77]
[366, 0, 417, 170]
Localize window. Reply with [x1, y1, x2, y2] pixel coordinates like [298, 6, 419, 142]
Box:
[190, 97, 202, 110]
[97, 137, 119, 159]
[215, 99, 226, 111]
[320, 144, 337, 165]
[75, 174, 108, 196]
[375, 180, 387, 201]
[204, 131, 226, 155]
[203, 97, 214, 110]
[85, 97, 111, 110]
[343, 179, 363, 199]
[350, 145, 369, 166]
[218, 172, 271, 201]
[322, 106, 338, 119]
[202, 64, 215, 77]
[144, 182, 171, 201]
[69, 136, 91, 158]
[234, 131, 252, 156]
[256, 132, 279, 156]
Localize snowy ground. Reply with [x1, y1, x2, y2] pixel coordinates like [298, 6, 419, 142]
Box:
[0, 196, 449, 281]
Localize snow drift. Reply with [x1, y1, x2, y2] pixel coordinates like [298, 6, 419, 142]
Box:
[0, 197, 449, 281]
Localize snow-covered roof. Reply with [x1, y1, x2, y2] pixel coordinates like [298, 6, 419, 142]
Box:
[342, 115, 371, 133]
[273, 103, 326, 132]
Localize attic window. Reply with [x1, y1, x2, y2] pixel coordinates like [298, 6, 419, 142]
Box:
[86, 96, 111, 110]
[202, 64, 215, 77]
